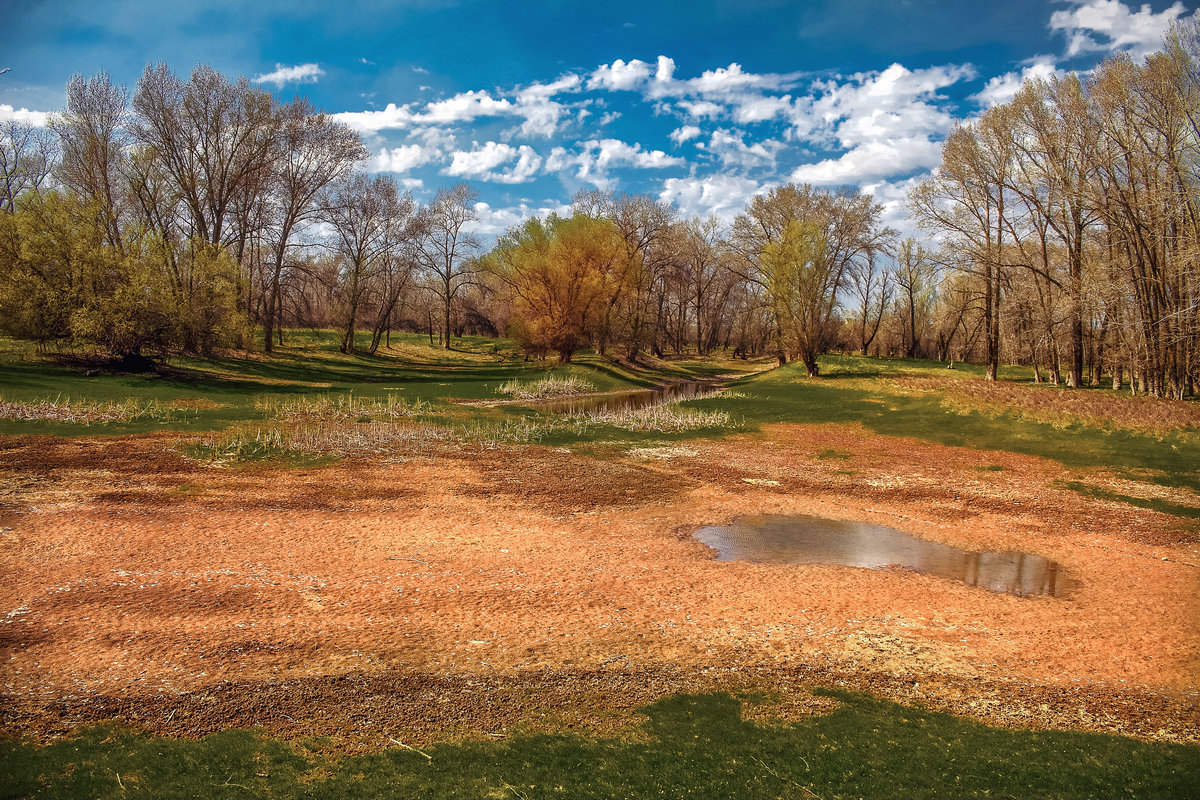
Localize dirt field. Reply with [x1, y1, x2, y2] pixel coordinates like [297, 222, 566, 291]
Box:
[2, 424, 1198, 748]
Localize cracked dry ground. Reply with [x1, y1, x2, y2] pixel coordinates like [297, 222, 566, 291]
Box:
[1, 423, 1198, 750]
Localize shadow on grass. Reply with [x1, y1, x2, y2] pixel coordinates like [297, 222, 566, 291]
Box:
[3, 690, 1197, 799]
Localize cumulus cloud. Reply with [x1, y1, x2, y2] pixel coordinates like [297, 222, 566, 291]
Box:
[677, 100, 725, 119]
[545, 138, 684, 189]
[783, 62, 975, 184]
[792, 138, 943, 186]
[513, 74, 583, 138]
[660, 175, 766, 222]
[372, 143, 442, 173]
[669, 125, 703, 145]
[971, 57, 1062, 107]
[419, 90, 514, 124]
[334, 103, 415, 134]
[701, 129, 782, 170]
[444, 141, 542, 184]
[587, 58, 654, 91]
[0, 105, 52, 126]
[1050, 0, 1192, 60]
[253, 63, 325, 88]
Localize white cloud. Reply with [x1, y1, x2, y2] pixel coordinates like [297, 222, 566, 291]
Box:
[334, 103, 415, 133]
[678, 100, 725, 119]
[1049, 0, 1192, 60]
[660, 175, 766, 222]
[513, 74, 582, 138]
[689, 63, 788, 94]
[971, 57, 1062, 108]
[669, 125, 703, 145]
[418, 90, 514, 124]
[253, 63, 325, 88]
[587, 58, 654, 91]
[545, 138, 685, 189]
[731, 94, 795, 124]
[0, 105, 51, 126]
[792, 138, 943, 186]
[372, 143, 441, 173]
[781, 62, 974, 185]
[444, 141, 542, 184]
[701, 128, 782, 170]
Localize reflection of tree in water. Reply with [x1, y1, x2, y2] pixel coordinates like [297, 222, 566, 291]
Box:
[696, 514, 1076, 598]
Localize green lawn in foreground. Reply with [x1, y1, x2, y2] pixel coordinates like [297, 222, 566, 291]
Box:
[4, 691, 1197, 800]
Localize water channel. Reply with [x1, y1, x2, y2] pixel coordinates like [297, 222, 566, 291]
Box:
[695, 514, 1076, 598]
[534, 380, 718, 415]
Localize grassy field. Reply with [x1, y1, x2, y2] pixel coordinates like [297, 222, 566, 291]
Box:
[3, 332, 1199, 799]
[4, 691, 1198, 800]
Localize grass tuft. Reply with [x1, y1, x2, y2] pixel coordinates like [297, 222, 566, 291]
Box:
[574, 401, 737, 433]
[497, 375, 598, 401]
[255, 393, 430, 422]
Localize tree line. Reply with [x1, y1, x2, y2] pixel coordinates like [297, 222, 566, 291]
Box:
[1, 25, 1196, 397]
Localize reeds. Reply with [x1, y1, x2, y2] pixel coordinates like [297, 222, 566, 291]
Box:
[497, 375, 597, 400]
[254, 393, 429, 422]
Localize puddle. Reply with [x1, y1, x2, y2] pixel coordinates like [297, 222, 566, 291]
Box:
[534, 381, 718, 415]
[695, 514, 1076, 598]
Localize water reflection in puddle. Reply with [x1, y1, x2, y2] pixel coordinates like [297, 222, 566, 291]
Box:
[695, 514, 1076, 598]
[534, 381, 717, 415]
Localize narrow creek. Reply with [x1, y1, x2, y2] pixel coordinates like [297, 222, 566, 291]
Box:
[695, 514, 1077, 598]
[533, 380, 719, 415]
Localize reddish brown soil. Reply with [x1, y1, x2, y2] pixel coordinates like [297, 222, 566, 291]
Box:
[2, 425, 1198, 748]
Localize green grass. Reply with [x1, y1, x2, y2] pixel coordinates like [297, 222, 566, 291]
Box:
[3, 691, 1197, 799]
[709, 359, 1200, 501]
[3, 337, 1196, 514]
[1053, 480, 1200, 520]
[0, 332, 719, 437]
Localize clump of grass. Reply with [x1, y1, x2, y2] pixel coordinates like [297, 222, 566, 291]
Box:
[0, 395, 182, 425]
[460, 417, 550, 447]
[816, 448, 852, 460]
[497, 375, 597, 401]
[576, 402, 737, 433]
[255, 393, 428, 422]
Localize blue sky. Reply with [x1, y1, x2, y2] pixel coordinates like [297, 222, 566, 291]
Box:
[1, 0, 1196, 235]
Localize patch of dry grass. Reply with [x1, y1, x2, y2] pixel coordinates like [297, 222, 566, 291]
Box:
[497, 375, 597, 401]
[575, 402, 736, 432]
[0, 396, 183, 425]
[255, 393, 429, 422]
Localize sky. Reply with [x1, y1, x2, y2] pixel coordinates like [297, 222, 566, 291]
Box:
[1, 0, 1196, 237]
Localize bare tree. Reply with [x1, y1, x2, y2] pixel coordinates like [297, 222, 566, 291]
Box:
[730, 183, 892, 376]
[51, 72, 129, 250]
[261, 99, 365, 352]
[131, 64, 278, 250]
[415, 183, 481, 349]
[322, 172, 416, 353]
[0, 120, 56, 214]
